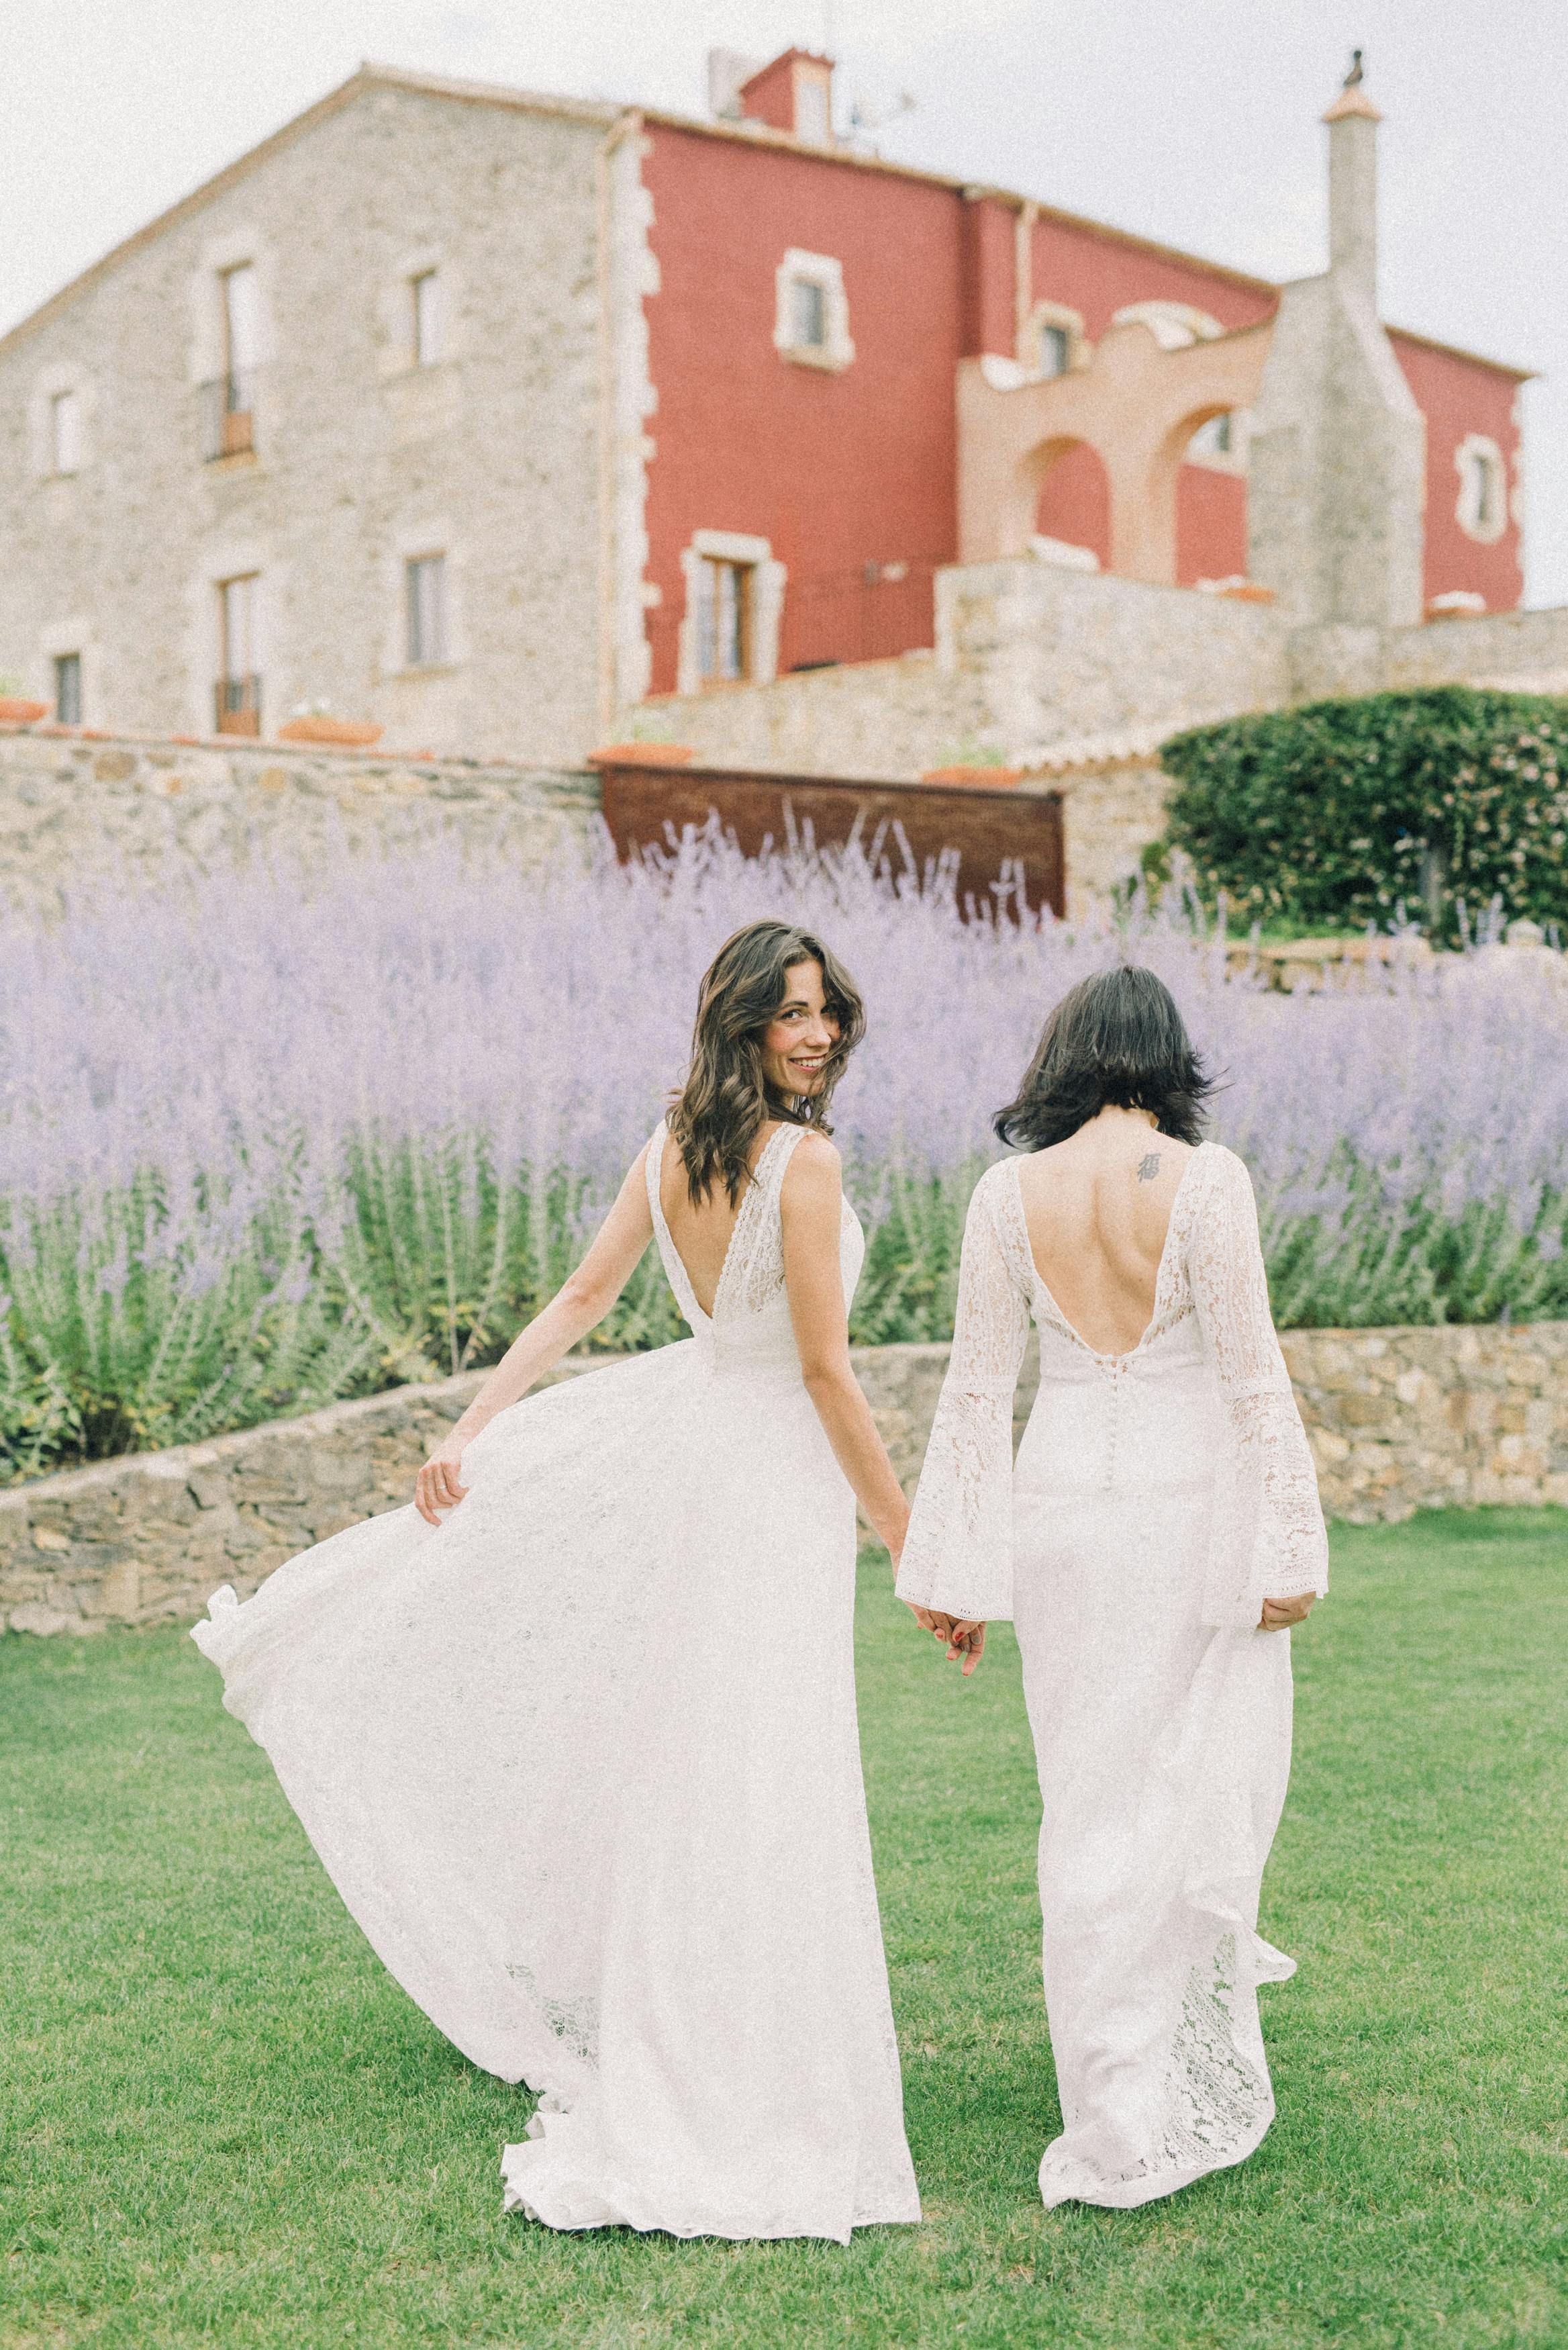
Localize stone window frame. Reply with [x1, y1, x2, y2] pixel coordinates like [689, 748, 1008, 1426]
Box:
[774, 249, 854, 373]
[384, 519, 468, 682]
[37, 614, 95, 727]
[1019, 299, 1089, 381]
[677, 530, 787, 696]
[29, 363, 95, 481]
[381, 246, 461, 376]
[189, 228, 275, 386]
[1453, 432, 1508, 545]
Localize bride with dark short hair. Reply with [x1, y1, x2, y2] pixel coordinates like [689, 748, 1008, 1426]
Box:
[897, 963, 1328, 2210]
[195, 918, 922, 2244]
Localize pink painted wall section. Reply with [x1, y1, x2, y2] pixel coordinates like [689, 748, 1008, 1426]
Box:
[961, 197, 1018, 359]
[1391, 333, 1526, 612]
[640, 125, 963, 690]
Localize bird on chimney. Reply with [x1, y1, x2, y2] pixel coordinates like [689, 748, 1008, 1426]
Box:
[1344, 48, 1365, 87]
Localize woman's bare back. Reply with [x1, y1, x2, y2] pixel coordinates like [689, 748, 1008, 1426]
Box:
[658, 1121, 786, 1318]
[1014, 1111, 1194, 1356]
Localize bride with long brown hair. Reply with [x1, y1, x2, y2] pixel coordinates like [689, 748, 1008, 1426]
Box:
[193, 919, 922, 2243]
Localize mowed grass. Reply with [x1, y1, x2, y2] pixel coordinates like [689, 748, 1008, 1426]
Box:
[3, 1511, 1565, 2350]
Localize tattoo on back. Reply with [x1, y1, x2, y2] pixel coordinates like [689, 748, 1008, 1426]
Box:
[1137, 1152, 1161, 1182]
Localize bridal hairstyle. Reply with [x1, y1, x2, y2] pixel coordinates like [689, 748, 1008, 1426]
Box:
[669, 919, 866, 1206]
[994, 963, 1216, 1151]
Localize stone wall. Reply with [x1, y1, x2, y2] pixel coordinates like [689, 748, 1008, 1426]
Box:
[6, 1323, 1565, 1635]
[0, 724, 598, 915]
[635, 562, 1289, 782]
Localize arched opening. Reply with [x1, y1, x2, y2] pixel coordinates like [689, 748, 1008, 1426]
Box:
[1030, 437, 1112, 571]
[1171, 404, 1248, 587]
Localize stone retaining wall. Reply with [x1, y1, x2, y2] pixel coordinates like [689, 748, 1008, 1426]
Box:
[0, 725, 599, 917]
[5, 1323, 1565, 1636]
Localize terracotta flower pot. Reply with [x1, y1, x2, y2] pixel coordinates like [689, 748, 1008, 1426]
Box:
[920, 765, 1024, 788]
[277, 716, 384, 747]
[589, 743, 695, 766]
[0, 698, 48, 722]
[1216, 583, 1275, 604]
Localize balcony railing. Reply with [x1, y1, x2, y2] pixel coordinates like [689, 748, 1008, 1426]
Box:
[199, 371, 257, 461]
[213, 675, 261, 736]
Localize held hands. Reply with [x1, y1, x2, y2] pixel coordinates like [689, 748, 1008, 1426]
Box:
[1259, 1593, 1317, 1631]
[917, 1609, 987, 1677]
[414, 1439, 469, 1527]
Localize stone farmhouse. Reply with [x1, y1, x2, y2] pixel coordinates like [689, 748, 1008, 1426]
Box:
[2, 46, 1563, 890]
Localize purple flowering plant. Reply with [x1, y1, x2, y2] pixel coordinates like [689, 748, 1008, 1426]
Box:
[3, 823, 1566, 1480]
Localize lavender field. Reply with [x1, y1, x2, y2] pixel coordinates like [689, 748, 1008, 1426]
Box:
[4, 827, 1567, 1481]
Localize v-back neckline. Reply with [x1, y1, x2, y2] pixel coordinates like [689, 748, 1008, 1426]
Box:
[1007, 1142, 1209, 1365]
[653, 1121, 794, 1327]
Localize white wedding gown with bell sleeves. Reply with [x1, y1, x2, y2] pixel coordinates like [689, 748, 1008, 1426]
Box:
[896, 1141, 1328, 2211]
[192, 1121, 920, 2243]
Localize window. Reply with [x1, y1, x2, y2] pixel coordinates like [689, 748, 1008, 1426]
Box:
[53, 653, 82, 725]
[695, 557, 752, 684]
[215, 573, 260, 734]
[412, 270, 442, 367]
[1188, 412, 1232, 457]
[49, 389, 81, 475]
[774, 250, 854, 372]
[203, 263, 259, 458]
[222, 263, 259, 379]
[791, 277, 826, 350]
[1020, 301, 1085, 381]
[1038, 322, 1070, 379]
[405, 555, 448, 667]
[1455, 434, 1507, 544]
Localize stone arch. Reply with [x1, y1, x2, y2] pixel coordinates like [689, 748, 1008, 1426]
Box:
[957, 317, 1275, 585]
[1028, 435, 1112, 569]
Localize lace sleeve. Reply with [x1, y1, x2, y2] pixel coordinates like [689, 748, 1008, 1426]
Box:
[1187, 1147, 1329, 1625]
[895, 1168, 1030, 1624]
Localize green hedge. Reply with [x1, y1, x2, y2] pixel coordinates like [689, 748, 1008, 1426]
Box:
[1155, 686, 1568, 937]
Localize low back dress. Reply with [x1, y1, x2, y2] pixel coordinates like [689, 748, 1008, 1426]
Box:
[194, 1119, 920, 2243]
[896, 1140, 1328, 2210]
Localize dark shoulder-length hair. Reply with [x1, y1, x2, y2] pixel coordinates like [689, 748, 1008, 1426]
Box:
[993, 963, 1216, 1151]
[669, 919, 866, 1206]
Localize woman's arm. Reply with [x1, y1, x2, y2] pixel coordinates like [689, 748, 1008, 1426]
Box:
[781, 1135, 912, 1565]
[414, 1144, 655, 1524]
[1187, 1148, 1329, 1629]
[893, 1167, 1030, 1671]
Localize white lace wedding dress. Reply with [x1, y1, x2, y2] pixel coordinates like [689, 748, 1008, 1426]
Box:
[193, 1120, 920, 2243]
[896, 1141, 1327, 2210]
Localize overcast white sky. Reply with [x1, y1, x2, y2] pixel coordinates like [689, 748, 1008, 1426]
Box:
[3, 0, 1564, 604]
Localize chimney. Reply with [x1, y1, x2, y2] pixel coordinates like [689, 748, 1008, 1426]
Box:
[737, 50, 836, 146]
[1322, 49, 1381, 306]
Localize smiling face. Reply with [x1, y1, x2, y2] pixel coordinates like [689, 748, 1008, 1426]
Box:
[759, 959, 841, 1099]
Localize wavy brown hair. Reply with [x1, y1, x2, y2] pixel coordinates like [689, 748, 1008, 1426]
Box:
[669, 921, 866, 1206]
[993, 964, 1217, 1150]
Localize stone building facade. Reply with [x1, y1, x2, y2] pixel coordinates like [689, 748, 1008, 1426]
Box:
[0, 73, 618, 765]
[0, 53, 1540, 783]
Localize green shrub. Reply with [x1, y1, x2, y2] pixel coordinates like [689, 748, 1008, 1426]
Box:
[1157, 686, 1568, 937]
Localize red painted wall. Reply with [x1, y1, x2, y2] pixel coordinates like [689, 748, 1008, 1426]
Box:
[637, 126, 1525, 698]
[642, 126, 963, 690]
[1036, 446, 1112, 568]
[1390, 332, 1525, 612]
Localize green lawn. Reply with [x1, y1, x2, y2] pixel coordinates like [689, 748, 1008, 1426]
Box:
[3, 1511, 1565, 2350]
